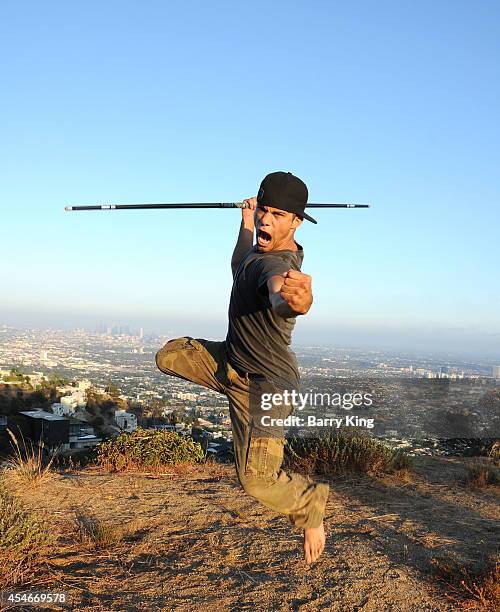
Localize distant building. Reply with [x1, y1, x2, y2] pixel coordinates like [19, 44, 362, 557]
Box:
[177, 392, 197, 401]
[19, 410, 70, 451]
[493, 366, 500, 379]
[52, 389, 87, 415]
[62, 395, 78, 413]
[18, 410, 101, 452]
[51, 402, 66, 416]
[194, 417, 214, 429]
[28, 372, 46, 387]
[115, 410, 137, 433]
[68, 418, 101, 450]
[54, 393, 86, 415]
[51, 397, 78, 416]
[77, 379, 92, 391]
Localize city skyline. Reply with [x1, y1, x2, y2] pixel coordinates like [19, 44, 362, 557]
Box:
[1, 325, 498, 445]
[1, 321, 500, 363]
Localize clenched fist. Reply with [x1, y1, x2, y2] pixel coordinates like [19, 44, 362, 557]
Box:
[241, 197, 257, 226]
[279, 269, 313, 315]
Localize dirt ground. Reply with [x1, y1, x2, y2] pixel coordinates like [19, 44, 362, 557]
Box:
[4, 456, 499, 611]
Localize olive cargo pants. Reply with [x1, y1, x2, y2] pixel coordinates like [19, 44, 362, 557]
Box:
[155, 337, 329, 529]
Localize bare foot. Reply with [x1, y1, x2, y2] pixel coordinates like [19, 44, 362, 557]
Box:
[304, 521, 326, 564]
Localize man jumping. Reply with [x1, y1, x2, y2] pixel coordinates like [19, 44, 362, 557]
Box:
[156, 171, 329, 564]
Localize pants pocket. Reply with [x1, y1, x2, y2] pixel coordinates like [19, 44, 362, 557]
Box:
[244, 431, 285, 479]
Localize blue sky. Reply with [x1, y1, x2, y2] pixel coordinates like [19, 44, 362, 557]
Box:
[1, 1, 499, 356]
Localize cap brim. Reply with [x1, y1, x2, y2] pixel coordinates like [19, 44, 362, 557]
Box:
[301, 211, 317, 224]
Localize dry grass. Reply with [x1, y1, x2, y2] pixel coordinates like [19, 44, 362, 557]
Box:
[71, 508, 126, 550]
[0, 477, 50, 588]
[3, 455, 497, 610]
[432, 558, 500, 610]
[3, 428, 56, 488]
[463, 459, 500, 488]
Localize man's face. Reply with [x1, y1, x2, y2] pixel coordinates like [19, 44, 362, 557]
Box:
[254, 205, 302, 252]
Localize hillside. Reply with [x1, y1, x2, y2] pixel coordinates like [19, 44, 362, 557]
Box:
[3, 457, 499, 611]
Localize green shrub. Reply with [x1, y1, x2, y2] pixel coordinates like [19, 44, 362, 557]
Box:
[97, 427, 205, 471]
[285, 431, 411, 476]
[0, 479, 49, 588]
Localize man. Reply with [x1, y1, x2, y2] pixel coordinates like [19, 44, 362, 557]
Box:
[156, 171, 329, 564]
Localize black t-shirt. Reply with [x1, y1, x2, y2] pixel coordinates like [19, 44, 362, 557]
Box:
[226, 243, 304, 390]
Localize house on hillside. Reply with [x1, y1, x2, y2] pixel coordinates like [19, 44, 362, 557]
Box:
[18, 410, 101, 453]
[18, 410, 70, 451]
[68, 418, 101, 450]
[115, 410, 137, 433]
[51, 398, 77, 417]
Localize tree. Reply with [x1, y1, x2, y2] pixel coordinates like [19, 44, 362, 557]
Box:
[85, 386, 120, 425]
[150, 399, 166, 426]
[128, 402, 145, 419]
[105, 382, 120, 400]
[40, 380, 58, 403]
[48, 373, 68, 387]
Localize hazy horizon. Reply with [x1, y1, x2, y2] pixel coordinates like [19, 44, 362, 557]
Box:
[2, 310, 499, 361]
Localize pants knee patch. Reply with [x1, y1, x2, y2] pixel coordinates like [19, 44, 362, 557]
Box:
[156, 337, 200, 374]
[164, 337, 198, 352]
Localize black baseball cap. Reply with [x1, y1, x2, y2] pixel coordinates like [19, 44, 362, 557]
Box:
[257, 171, 317, 224]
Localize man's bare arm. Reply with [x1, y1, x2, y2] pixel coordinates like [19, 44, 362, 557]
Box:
[231, 197, 256, 276]
[267, 270, 313, 318]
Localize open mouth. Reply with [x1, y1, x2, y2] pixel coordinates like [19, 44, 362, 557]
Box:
[257, 229, 272, 247]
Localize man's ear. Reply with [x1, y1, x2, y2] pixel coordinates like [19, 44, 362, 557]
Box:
[292, 215, 303, 228]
